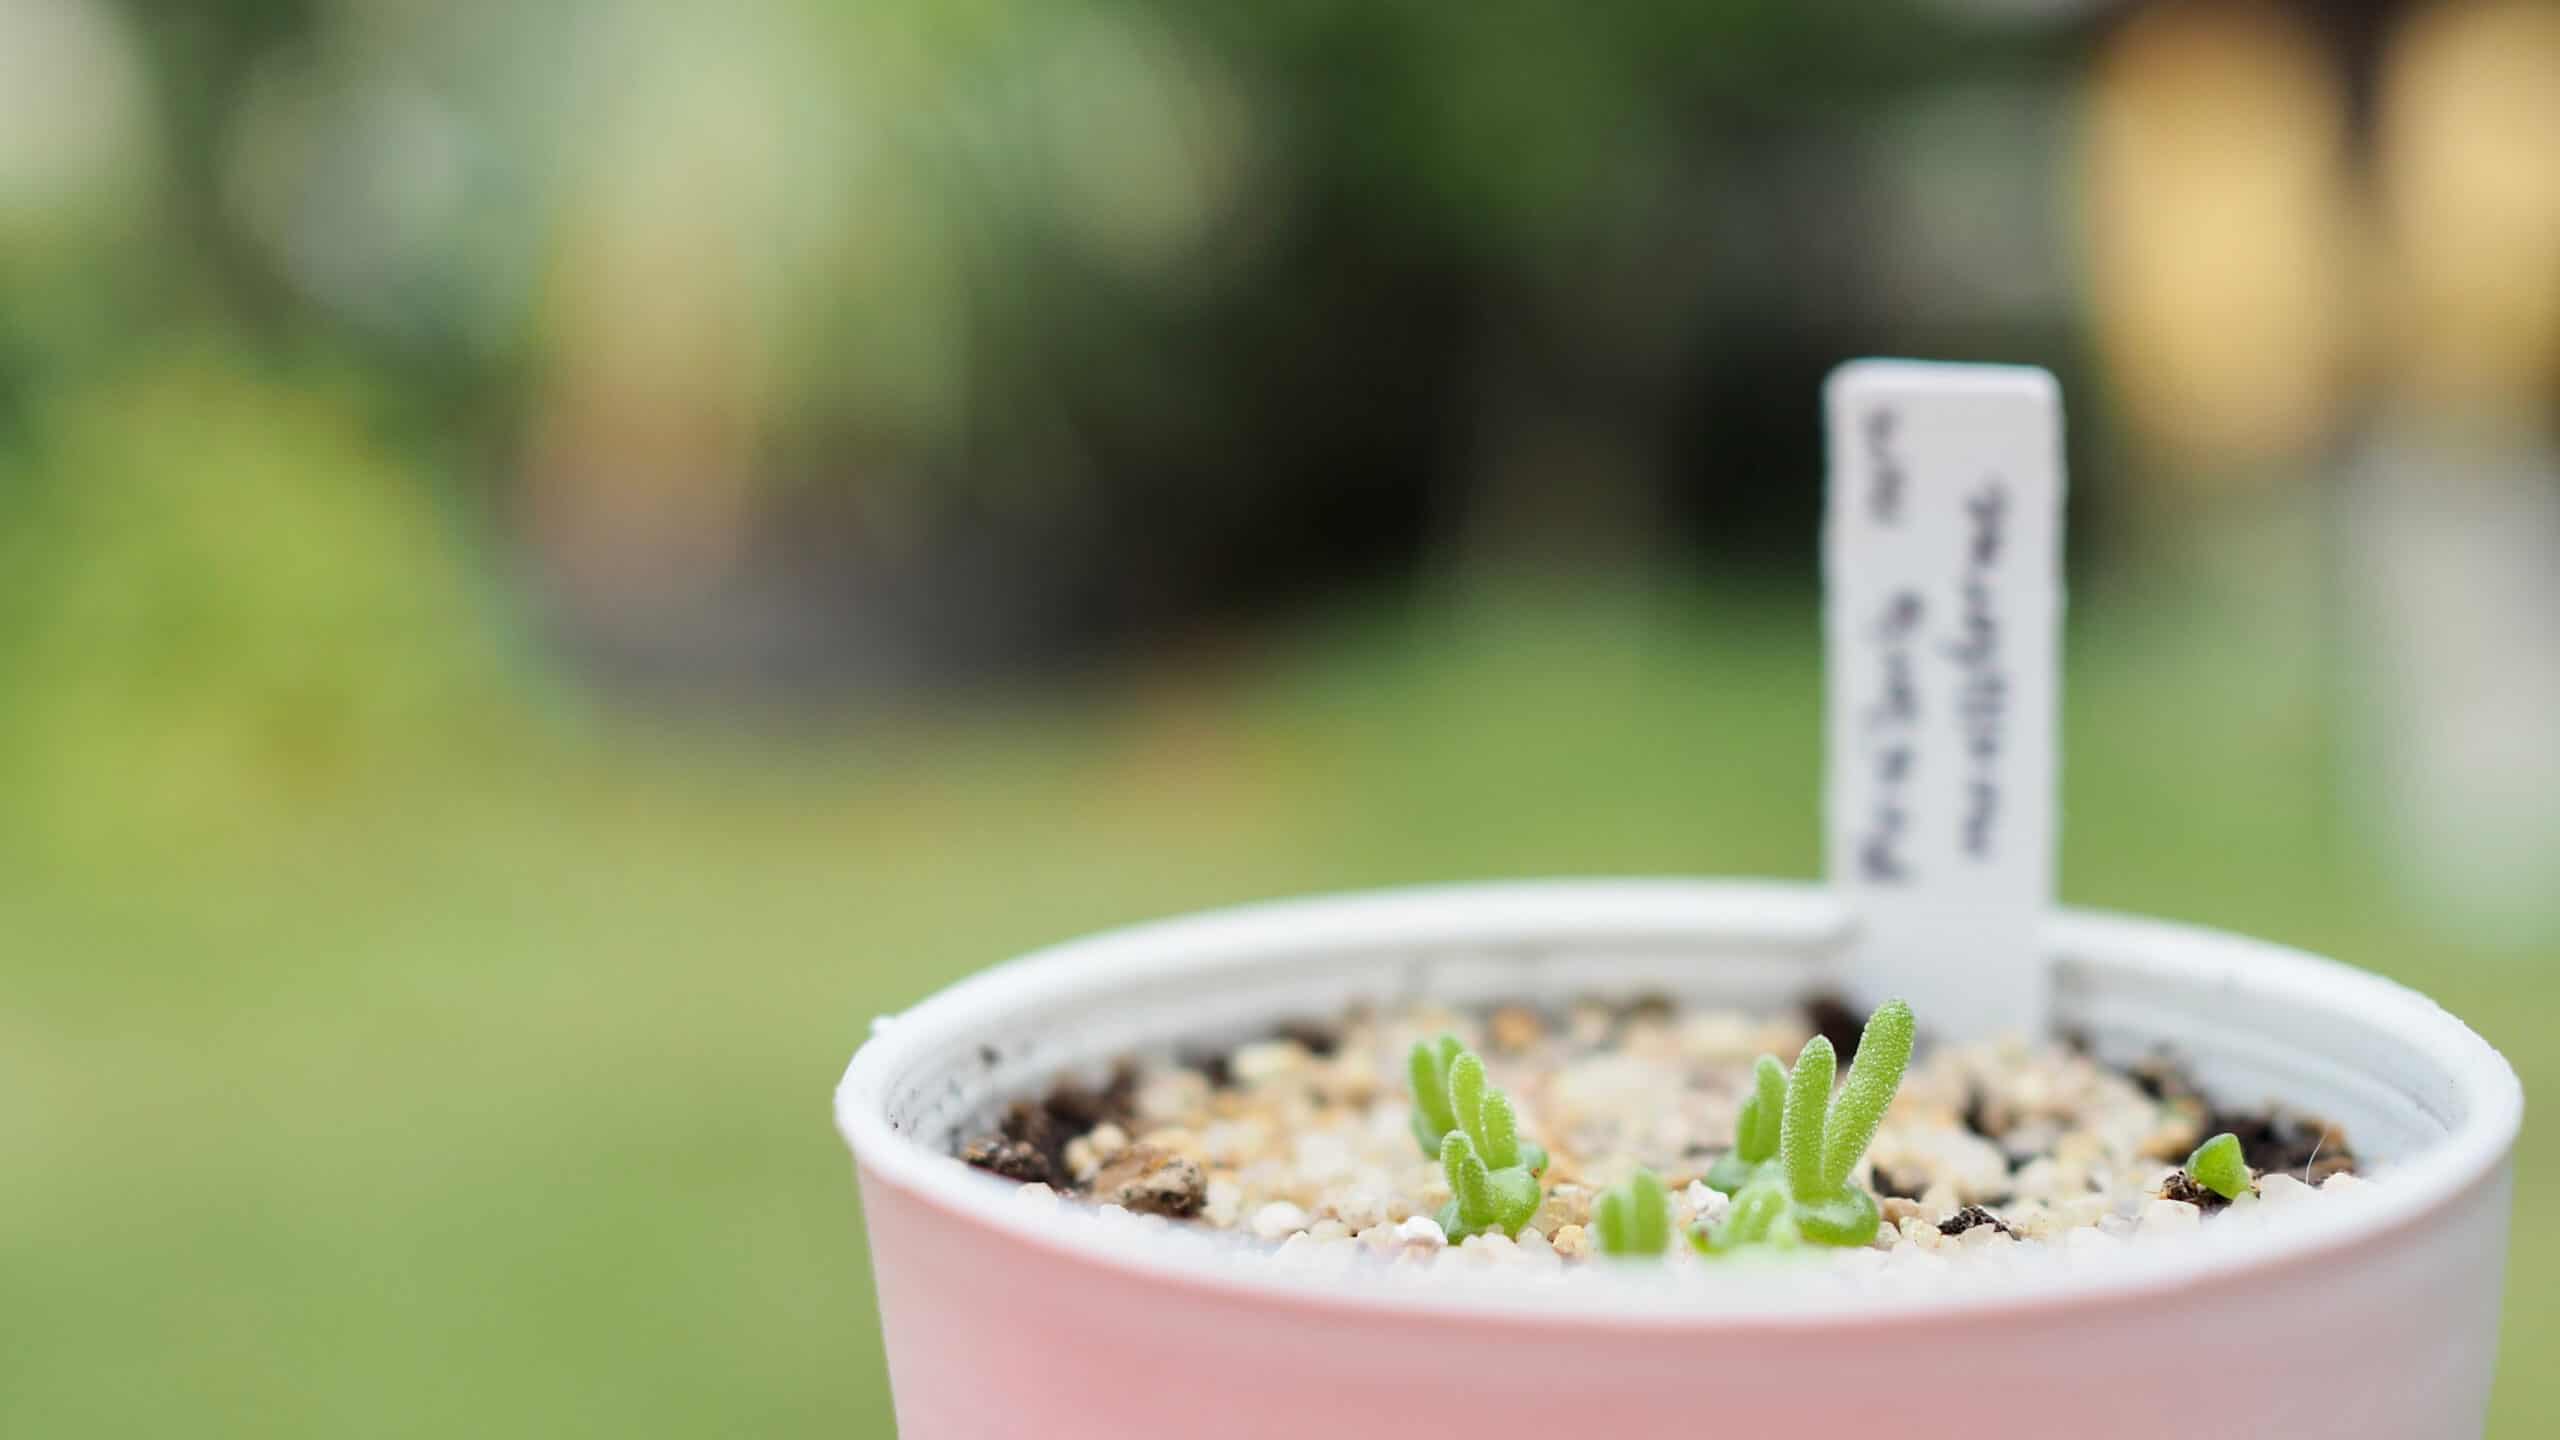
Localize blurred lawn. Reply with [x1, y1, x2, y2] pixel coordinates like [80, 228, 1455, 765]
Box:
[2, 580, 2549, 1436]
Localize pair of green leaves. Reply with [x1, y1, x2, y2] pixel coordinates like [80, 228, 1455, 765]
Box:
[1699, 998, 1916, 1253]
[1410, 1035, 1548, 1241]
[1593, 1169, 1672, 1256]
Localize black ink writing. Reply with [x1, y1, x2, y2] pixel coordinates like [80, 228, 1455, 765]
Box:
[1944, 479, 2009, 861]
[1863, 408, 1906, 527]
[1857, 588, 1925, 883]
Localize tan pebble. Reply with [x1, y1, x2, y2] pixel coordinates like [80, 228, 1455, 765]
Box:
[1537, 1184, 1594, 1231]
[1552, 1055, 1656, 1119]
[1088, 1123, 1130, 1161]
[1012, 1182, 1058, 1208]
[2139, 1109, 2207, 1162]
[1135, 1070, 1209, 1124]
[2065, 1225, 2120, 1254]
[1139, 1127, 1204, 1162]
[2254, 1171, 2314, 1207]
[2054, 1130, 2106, 1167]
[2138, 1198, 2202, 1235]
[1204, 1177, 1244, 1228]
[1309, 1218, 1351, 1242]
[2054, 1195, 2110, 1230]
[1251, 1201, 1309, 1240]
[1311, 1060, 1379, 1108]
[1064, 1137, 1102, 1184]
[2009, 1158, 2062, 1201]
[1958, 1222, 2012, 1250]
[1880, 1197, 1930, 1228]
[1358, 1225, 1401, 1255]
[1488, 1005, 1545, 1053]
[1919, 1181, 1960, 1215]
[1202, 1120, 1274, 1166]
[2320, 1172, 2365, 1193]
[1677, 1012, 1761, 1062]
[1090, 1145, 1210, 1220]
[2004, 1202, 2060, 1241]
[1326, 1189, 1389, 1233]
[1231, 1040, 1312, 1086]
[1275, 1232, 1355, 1272]
[1747, 1017, 1811, 1056]
[1566, 1003, 1613, 1047]
[1551, 1224, 1591, 1259]
[1291, 1131, 1356, 1181]
[1395, 1215, 1447, 1249]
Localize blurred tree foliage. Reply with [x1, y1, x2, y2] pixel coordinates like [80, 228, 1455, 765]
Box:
[1, 0, 2060, 734]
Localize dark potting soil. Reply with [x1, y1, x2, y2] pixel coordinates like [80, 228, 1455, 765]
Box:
[1803, 990, 1868, 1063]
[1273, 1017, 1343, 1058]
[2129, 1050, 2357, 1185]
[1938, 1205, 2016, 1238]
[959, 1063, 1141, 1187]
[2159, 1170, 2235, 1212]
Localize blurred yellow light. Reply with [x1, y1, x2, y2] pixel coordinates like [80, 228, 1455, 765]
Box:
[2081, 0, 2356, 473]
[2377, 0, 2560, 422]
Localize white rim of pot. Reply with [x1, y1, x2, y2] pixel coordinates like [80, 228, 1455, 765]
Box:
[835, 878, 2522, 1326]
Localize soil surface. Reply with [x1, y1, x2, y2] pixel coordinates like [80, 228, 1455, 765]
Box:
[956, 998, 2367, 1273]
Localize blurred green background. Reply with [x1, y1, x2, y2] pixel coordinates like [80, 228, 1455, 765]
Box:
[3, 0, 2556, 1433]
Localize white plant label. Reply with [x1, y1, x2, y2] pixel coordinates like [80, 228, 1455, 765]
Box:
[1823, 360, 2064, 1038]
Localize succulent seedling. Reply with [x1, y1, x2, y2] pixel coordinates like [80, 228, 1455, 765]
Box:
[1592, 1169, 1672, 1257]
[1696, 998, 1916, 1254]
[1409, 1035, 1548, 1241]
[2185, 1131, 2253, 1201]
[1704, 1055, 1788, 1195]
[1408, 1034, 1465, 1156]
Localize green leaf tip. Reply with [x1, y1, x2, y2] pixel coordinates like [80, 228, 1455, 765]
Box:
[1594, 1170, 1672, 1258]
[1780, 1034, 1835, 1200]
[1407, 1035, 1463, 1155]
[1413, 1034, 1547, 1240]
[1821, 998, 1915, 1192]
[1696, 998, 1918, 1255]
[1706, 1054, 1789, 1195]
[2186, 1131, 2252, 1201]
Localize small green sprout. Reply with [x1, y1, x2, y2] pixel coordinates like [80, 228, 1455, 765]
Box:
[2185, 1131, 2253, 1201]
[1696, 998, 1916, 1254]
[1408, 1035, 1548, 1241]
[1704, 1054, 1788, 1195]
[1592, 1169, 1672, 1257]
[1408, 1034, 1466, 1156]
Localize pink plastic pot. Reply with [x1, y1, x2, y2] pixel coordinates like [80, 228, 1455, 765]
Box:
[833, 880, 2521, 1438]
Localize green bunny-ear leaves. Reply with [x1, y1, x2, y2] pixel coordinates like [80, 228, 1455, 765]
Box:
[1411, 1035, 1547, 1240]
[1822, 999, 1915, 1193]
[1707, 1054, 1790, 1195]
[1408, 1034, 1464, 1156]
[1594, 1170, 1672, 1257]
[1698, 999, 1918, 1256]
